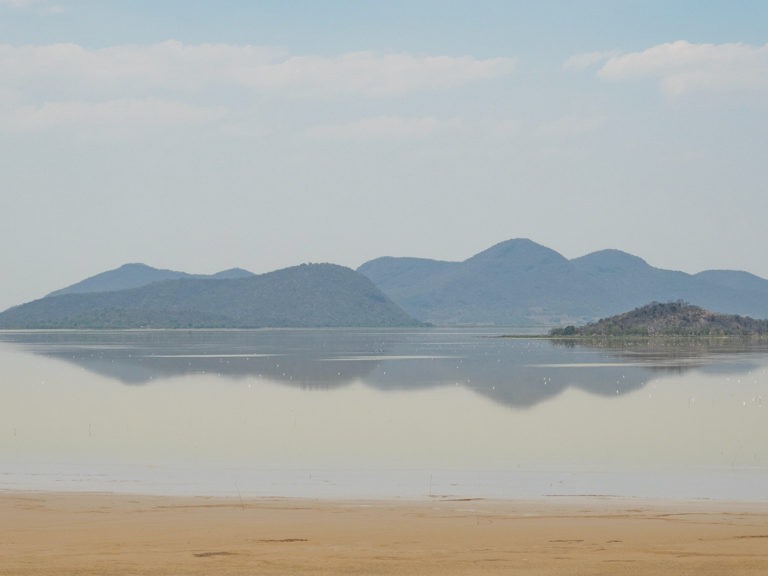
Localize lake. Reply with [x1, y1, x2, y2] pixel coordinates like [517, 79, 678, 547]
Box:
[1, 328, 766, 500]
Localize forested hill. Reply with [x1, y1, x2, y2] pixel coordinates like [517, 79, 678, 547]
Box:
[0, 264, 420, 329]
[550, 301, 768, 337]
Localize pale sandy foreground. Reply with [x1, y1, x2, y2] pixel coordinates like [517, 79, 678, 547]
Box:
[2, 492, 768, 575]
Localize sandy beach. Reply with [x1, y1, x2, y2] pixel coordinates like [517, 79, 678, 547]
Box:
[2, 491, 768, 575]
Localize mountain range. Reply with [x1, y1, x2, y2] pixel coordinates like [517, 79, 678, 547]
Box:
[0, 263, 419, 329]
[3, 238, 768, 328]
[357, 238, 768, 325]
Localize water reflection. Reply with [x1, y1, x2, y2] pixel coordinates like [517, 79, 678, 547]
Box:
[2, 329, 767, 500]
[1, 329, 767, 409]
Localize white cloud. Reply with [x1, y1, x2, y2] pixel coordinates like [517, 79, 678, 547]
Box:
[538, 113, 606, 136]
[1, 99, 225, 133]
[306, 116, 447, 141]
[0, 41, 517, 99]
[0, 86, 18, 104]
[236, 52, 516, 97]
[0, 0, 64, 12]
[0, 42, 278, 93]
[563, 50, 619, 71]
[597, 40, 768, 95]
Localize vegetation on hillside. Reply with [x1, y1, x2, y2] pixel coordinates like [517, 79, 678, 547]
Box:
[550, 301, 768, 337]
[0, 263, 421, 329]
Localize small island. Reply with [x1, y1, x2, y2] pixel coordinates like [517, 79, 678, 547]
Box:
[550, 301, 768, 337]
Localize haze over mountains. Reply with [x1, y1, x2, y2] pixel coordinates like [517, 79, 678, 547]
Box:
[357, 238, 768, 325]
[3, 238, 768, 329]
[46, 263, 255, 297]
[0, 264, 419, 329]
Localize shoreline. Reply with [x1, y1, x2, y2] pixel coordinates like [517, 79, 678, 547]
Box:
[3, 490, 768, 575]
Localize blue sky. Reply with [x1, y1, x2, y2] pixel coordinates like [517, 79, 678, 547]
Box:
[1, 1, 767, 309]
[4, 1, 767, 51]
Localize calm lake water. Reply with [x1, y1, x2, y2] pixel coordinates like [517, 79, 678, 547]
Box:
[1, 328, 766, 500]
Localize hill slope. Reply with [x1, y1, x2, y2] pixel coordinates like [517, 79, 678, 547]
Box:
[47, 263, 255, 297]
[550, 301, 768, 336]
[0, 264, 419, 329]
[358, 239, 768, 325]
[359, 239, 600, 324]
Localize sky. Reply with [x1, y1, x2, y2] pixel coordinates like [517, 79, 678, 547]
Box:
[1, 0, 767, 310]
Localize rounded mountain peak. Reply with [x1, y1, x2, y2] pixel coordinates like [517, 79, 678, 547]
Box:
[571, 249, 649, 272]
[118, 262, 155, 270]
[465, 238, 569, 268]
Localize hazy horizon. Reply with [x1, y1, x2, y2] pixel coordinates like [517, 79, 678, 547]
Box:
[9, 236, 768, 310]
[2, 1, 767, 310]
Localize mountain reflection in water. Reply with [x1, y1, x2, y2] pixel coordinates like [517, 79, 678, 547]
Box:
[2, 329, 767, 409]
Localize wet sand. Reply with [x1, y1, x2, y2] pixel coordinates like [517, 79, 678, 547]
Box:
[2, 491, 768, 575]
